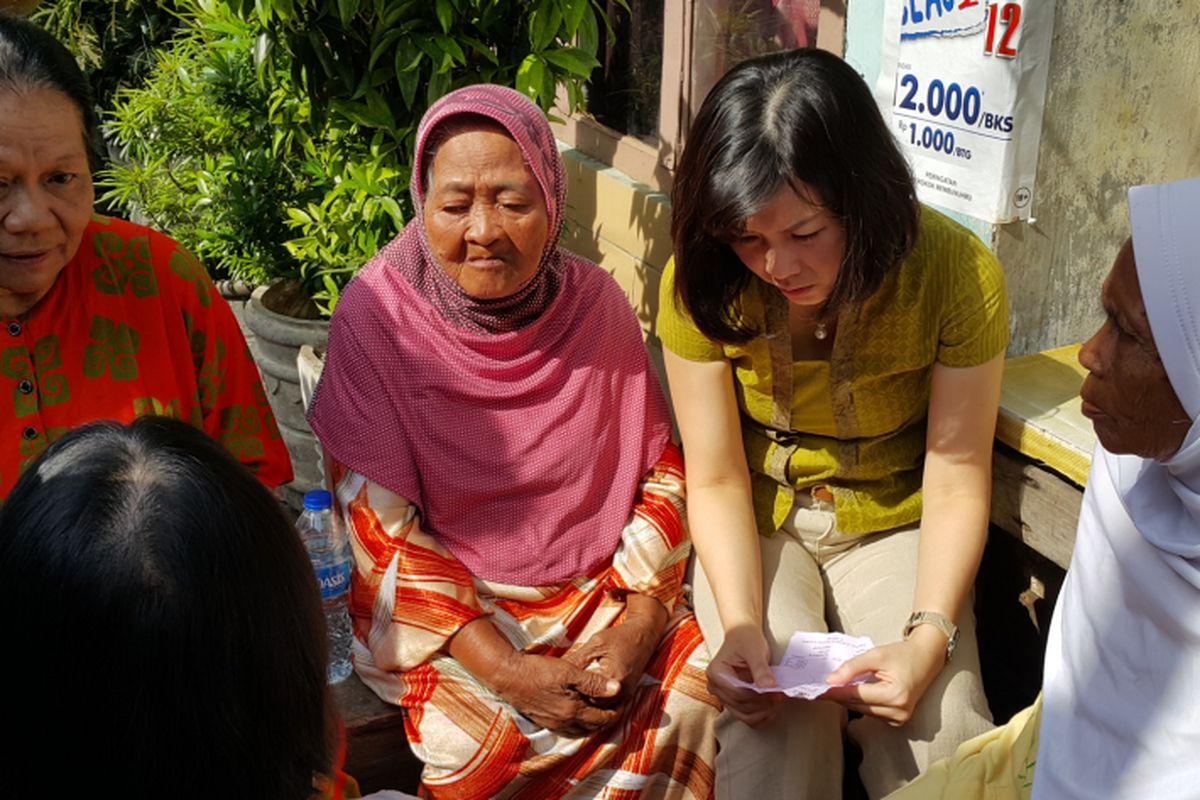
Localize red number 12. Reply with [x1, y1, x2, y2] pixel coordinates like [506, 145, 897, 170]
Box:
[984, 2, 1021, 58]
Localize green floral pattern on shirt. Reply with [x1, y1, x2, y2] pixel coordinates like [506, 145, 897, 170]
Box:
[84, 316, 141, 381]
[2, 337, 69, 417]
[92, 231, 159, 298]
[220, 405, 266, 461]
[183, 310, 206, 373]
[196, 335, 227, 413]
[2, 347, 34, 417]
[33, 337, 69, 407]
[170, 248, 213, 308]
[132, 396, 185, 420]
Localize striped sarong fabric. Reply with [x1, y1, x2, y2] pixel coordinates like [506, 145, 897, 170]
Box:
[331, 444, 718, 798]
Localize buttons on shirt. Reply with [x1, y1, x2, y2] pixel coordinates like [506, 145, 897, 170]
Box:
[22, 426, 38, 441]
[6, 322, 20, 337]
[17, 379, 33, 395]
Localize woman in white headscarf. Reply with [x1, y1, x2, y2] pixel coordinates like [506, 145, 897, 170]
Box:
[883, 175, 1200, 800]
[1034, 176, 1200, 799]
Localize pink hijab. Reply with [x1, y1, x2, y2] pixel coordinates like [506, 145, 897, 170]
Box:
[307, 85, 672, 585]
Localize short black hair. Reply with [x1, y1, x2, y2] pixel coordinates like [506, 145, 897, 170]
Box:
[671, 48, 920, 343]
[0, 13, 101, 168]
[0, 417, 333, 799]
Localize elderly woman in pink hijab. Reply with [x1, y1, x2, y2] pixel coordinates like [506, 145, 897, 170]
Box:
[307, 85, 718, 799]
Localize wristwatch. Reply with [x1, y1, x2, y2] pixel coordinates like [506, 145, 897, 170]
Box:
[903, 611, 959, 664]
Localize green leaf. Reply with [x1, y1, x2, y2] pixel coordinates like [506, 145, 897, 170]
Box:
[284, 236, 319, 256]
[540, 64, 556, 110]
[379, 0, 418, 29]
[337, 0, 358, 27]
[286, 207, 314, 225]
[306, 30, 338, 78]
[395, 39, 423, 72]
[415, 37, 445, 65]
[425, 69, 450, 107]
[565, 81, 582, 114]
[332, 98, 382, 128]
[435, 0, 454, 33]
[458, 35, 500, 66]
[395, 49, 422, 110]
[377, 196, 405, 228]
[542, 46, 598, 78]
[273, 0, 295, 22]
[253, 32, 273, 71]
[558, 0, 590, 38]
[515, 54, 547, 104]
[434, 35, 466, 66]
[368, 27, 405, 72]
[529, 0, 564, 52]
[367, 90, 396, 129]
[576, 4, 599, 55]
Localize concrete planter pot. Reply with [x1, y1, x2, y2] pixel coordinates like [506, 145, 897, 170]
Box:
[0, 0, 45, 16]
[243, 284, 329, 508]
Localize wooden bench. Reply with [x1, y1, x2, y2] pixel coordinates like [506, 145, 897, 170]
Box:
[976, 344, 1093, 722]
[990, 344, 1093, 569]
[333, 673, 423, 794]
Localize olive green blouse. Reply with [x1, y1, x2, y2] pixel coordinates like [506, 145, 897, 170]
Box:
[657, 207, 1009, 537]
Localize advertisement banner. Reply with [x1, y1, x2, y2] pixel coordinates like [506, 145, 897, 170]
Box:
[876, 1, 1056, 223]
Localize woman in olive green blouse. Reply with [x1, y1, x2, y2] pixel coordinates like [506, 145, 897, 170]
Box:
[658, 49, 1008, 799]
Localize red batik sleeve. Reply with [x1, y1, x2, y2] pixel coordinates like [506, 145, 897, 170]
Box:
[161, 241, 293, 488]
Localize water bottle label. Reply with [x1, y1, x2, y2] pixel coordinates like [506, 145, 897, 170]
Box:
[315, 560, 351, 601]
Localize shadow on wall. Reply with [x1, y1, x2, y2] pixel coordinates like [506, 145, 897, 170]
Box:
[558, 148, 673, 341]
[995, 0, 1200, 356]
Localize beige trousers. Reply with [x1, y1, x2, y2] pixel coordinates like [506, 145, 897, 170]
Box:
[692, 494, 994, 799]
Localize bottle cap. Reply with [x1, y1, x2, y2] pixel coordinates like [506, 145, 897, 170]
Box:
[303, 490, 332, 511]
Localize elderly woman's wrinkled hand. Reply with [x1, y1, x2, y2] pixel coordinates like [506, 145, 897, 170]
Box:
[493, 652, 623, 735]
[563, 596, 668, 706]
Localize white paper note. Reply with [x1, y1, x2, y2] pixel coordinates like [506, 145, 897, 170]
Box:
[726, 631, 875, 700]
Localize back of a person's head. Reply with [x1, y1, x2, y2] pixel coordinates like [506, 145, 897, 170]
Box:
[0, 417, 331, 798]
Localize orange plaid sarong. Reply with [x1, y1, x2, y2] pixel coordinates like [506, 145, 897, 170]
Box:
[331, 444, 717, 799]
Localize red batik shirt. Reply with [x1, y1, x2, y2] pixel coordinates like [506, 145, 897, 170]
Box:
[1, 215, 292, 498]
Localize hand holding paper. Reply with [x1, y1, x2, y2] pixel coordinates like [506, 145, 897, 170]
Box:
[725, 631, 875, 700]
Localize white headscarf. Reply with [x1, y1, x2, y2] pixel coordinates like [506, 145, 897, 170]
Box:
[1035, 176, 1200, 800]
[1125, 177, 1200, 572]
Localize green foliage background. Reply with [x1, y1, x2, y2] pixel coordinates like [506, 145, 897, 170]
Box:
[39, 0, 605, 316]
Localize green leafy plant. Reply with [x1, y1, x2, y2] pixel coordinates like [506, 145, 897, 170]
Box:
[284, 136, 408, 313]
[95, 0, 604, 317]
[32, 1, 184, 109]
[99, 9, 319, 292]
[232, 0, 602, 137]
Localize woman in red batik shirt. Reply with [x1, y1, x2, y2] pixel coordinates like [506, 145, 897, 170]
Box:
[0, 15, 291, 497]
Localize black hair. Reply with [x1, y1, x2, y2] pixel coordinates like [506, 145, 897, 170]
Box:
[671, 48, 920, 343]
[0, 417, 333, 799]
[0, 13, 102, 169]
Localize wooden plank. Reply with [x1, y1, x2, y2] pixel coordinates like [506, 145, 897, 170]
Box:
[333, 673, 422, 794]
[990, 445, 1084, 570]
[997, 345, 1094, 486]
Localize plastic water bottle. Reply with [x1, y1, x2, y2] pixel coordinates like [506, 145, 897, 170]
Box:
[296, 490, 354, 683]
